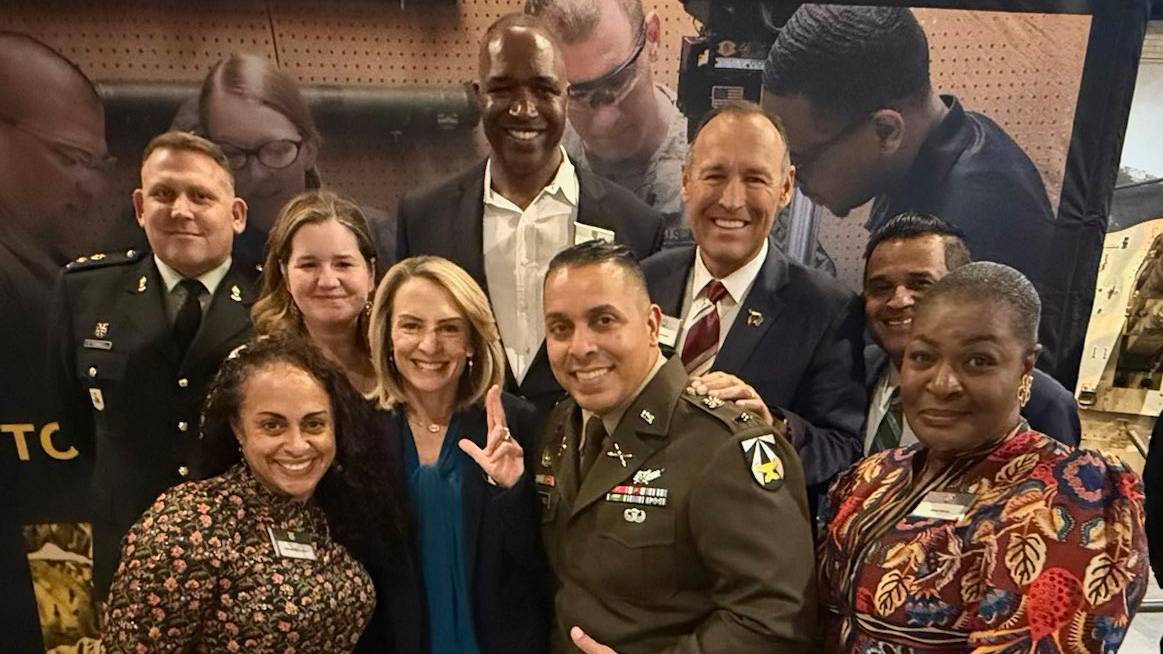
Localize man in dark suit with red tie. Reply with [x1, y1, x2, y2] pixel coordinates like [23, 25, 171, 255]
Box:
[396, 13, 664, 416]
[641, 101, 866, 510]
[49, 131, 256, 599]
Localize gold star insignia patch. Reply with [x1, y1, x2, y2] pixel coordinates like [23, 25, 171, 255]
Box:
[740, 434, 783, 491]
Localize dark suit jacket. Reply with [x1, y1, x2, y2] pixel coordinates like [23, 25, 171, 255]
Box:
[48, 251, 256, 599]
[396, 159, 666, 416]
[863, 344, 1082, 447]
[642, 243, 867, 497]
[361, 393, 549, 654]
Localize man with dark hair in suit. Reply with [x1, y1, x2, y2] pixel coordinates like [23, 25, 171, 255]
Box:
[49, 131, 256, 600]
[641, 100, 866, 512]
[537, 240, 815, 653]
[397, 13, 664, 415]
[862, 212, 1080, 454]
[761, 4, 1062, 377]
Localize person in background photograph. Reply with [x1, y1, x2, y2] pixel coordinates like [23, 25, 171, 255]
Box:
[251, 190, 378, 394]
[526, 0, 687, 232]
[176, 52, 396, 273]
[818, 262, 1146, 652]
[103, 335, 401, 652]
[365, 255, 548, 653]
[761, 5, 1062, 377]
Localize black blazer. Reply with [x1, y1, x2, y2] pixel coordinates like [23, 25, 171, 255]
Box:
[642, 242, 867, 499]
[863, 344, 1082, 447]
[396, 160, 666, 416]
[48, 251, 256, 599]
[360, 393, 549, 654]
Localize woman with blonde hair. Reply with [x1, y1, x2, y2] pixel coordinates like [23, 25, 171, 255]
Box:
[364, 255, 548, 653]
[252, 189, 378, 393]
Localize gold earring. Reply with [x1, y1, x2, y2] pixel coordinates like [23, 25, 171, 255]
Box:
[1017, 374, 1033, 408]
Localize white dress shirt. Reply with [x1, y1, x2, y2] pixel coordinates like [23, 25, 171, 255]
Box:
[154, 255, 232, 324]
[863, 361, 918, 453]
[483, 148, 579, 383]
[676, 240, 769, 374]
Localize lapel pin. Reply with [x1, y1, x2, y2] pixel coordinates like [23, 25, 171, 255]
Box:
[746, 309, 764, 327]
[702, 395, 725, 409]
[137, 276, 147, 293]
[230, 285, 242, 302]
[640, 409, 655, 425]
[606, 442, 634, 467]
[541, 449, 552, 467]
[94, 322, 109, 338]
[736, 410, 753, 423]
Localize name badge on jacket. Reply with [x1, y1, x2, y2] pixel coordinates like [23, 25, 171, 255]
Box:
[267, 526, 318, 561]
[575, 222, 615, 245]
[910, 491, 976, 521]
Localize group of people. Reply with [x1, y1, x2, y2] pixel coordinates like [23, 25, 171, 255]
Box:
[5, 2, 1151, 653]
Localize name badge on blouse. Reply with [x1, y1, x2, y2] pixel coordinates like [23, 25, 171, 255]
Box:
[267, 526, 317, 561]
[574, 222, 615, 245]
[658, 315, 681, 348]
[910, 491, 976, 521]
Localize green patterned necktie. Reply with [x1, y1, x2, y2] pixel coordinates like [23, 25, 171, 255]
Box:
[871, 387, 903, 453]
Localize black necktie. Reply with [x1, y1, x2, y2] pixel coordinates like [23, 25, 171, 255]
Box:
[174, 278, 206, 355]
[579, 416, 608, 479]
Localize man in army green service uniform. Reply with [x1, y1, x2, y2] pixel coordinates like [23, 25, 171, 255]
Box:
[48, 131, 254, 600]
[537, 240, 817, 653]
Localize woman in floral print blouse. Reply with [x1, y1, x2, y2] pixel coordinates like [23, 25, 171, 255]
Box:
[102, 335, 402, 652]
[818, 263, 1148, 653]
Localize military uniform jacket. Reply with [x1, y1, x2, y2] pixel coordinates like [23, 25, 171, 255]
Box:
[47, 250, 256, 598]
[536, 357, 818, 653]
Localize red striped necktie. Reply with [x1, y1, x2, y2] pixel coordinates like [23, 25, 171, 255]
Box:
[681, 279, 729, 374]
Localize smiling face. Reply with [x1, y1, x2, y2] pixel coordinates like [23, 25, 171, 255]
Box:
[234, 363, 336, 503]
[133, 147, 246, 278]
[478, 24, 568, 181]
[864, 235, 950, 364]
[284, 219, 374, 333]
[543, 261, 661, 415]
[900, 297, 1035, 458]
[390, 277, 473, 407]
[682, 112, 794, 279]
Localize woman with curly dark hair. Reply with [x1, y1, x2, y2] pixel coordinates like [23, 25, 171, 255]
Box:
[101, 335, 403, 652]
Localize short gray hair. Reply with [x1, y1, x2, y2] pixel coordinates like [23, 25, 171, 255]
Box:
[919, 261, 1041, 348]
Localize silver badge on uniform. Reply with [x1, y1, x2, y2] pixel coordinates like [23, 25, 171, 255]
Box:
[623, 507, 646, 524]
[89, 388, 105, 411]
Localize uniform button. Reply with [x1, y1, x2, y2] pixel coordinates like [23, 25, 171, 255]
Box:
[177, 378, 189, 388]
[178, 421, 188, 432]
[178, 465, 189, 477]
[88, 367, 97, 378]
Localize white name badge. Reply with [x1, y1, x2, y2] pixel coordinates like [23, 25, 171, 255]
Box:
[574, 222, 616, 245]
[89, 388, 105, 411]
[910, 491, 976, 521]
[658, 315, 681, 348]
[267, 526, 318, 561]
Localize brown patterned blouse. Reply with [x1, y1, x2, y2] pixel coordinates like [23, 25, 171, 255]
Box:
[102, 464, 375, 653]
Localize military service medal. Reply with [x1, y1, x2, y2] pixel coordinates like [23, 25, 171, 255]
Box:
[741, 434, 784, 491]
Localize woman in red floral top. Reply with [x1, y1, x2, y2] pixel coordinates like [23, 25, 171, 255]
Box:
[818, 263, 1148, 653]
[102, 335, 402, 652]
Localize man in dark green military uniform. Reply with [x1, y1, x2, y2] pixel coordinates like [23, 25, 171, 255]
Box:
[48, 131, 254, 600]
[537, 241, 817, 653]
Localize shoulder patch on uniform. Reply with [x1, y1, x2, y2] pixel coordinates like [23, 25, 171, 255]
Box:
[740, 434, 784, 491]
[64, 248, 145, 272]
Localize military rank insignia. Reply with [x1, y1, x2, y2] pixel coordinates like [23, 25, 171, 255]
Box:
[741, 434, 784, 491]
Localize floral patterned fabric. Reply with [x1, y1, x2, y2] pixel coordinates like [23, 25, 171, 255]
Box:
[818, 430, 1147, 653]
[102, 464, 375, 653]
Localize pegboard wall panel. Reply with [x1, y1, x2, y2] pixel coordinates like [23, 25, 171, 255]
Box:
[817, 8, 1090, 292]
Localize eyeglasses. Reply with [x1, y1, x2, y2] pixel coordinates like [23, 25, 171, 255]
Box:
[1, 115, 116, 171]
[215, 139, 303, 171]
[567, 24, 647, 110]
[789, 114, 871, 176]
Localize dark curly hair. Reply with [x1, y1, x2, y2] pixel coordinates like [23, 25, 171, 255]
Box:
[200, 334, 404, 562]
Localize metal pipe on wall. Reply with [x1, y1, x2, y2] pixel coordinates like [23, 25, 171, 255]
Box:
[97, 80, 480, 136]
